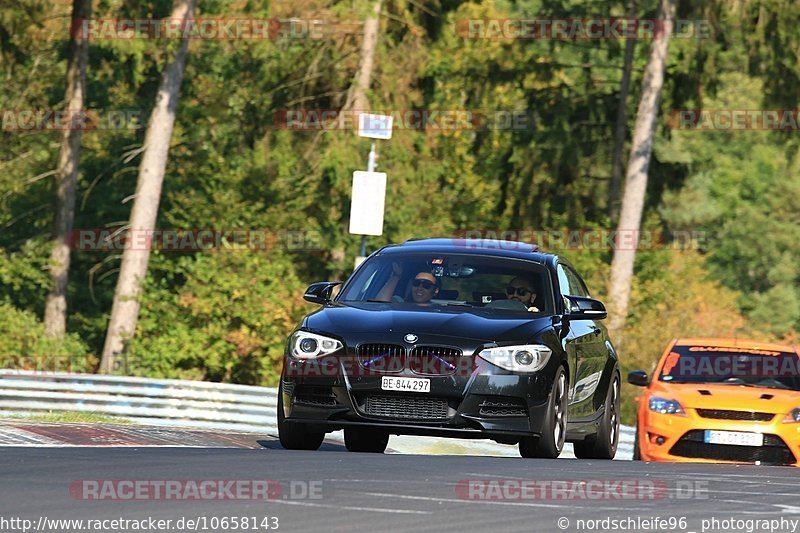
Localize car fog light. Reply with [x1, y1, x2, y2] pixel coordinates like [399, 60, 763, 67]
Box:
[515, 351, 534, 366]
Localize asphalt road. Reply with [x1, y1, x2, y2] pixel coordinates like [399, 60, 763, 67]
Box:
[1, 442, 799, 533]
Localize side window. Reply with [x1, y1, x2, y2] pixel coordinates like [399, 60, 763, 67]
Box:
[565, 266, 590, 297]
[556, 264, 571, 297]
[557, 263, 589, 297]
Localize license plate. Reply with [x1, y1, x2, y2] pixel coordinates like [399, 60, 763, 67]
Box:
[704, 430, 764, 447]
[381, 376, 430, 393]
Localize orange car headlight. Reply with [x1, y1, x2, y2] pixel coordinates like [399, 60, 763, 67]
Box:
[782, 408, 800, 424]
[649, 396, 686, 416]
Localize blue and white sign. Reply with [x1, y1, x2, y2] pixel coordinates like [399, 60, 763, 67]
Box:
[358, 113, 393, 140]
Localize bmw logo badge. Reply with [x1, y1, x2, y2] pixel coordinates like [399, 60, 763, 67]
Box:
[404, 334, 418, 343]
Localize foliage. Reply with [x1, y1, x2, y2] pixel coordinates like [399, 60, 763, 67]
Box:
[130, 250, 306, 384]
[0, 0, 798, 396]
[0, 302, 92, 371]
[618, 251, 749, 424]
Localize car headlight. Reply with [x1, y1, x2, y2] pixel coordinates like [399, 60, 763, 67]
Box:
[782, 408, 800, 424]
[477, 344, 552, 373]
[648, 396, 686, 416]
[290, 331, 343, 359]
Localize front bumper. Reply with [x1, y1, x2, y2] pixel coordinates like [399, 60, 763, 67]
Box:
[281, 352, 557, 441]
[638, 408, 800, 466]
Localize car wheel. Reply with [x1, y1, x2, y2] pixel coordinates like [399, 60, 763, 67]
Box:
[573, 373, 620, 460]
[632, 422, 641, 460]
[519, 366, 567, 459]
[344, 427, 390, 453]
[277, 383, 325, 451]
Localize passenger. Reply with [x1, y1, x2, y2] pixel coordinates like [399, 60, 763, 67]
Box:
[375, 263, 440, 305]
[409, 271, 440, 306]
[375, 262, 403, 302]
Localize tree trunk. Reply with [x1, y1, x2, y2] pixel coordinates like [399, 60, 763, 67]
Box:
[100, 0, 195, 373]
[333, 0, 382, 277]
[607, 0, 637, 221]
[607, 0, 677, 339]
[43, 0, 91, 338]
[343, 0, 382, 112]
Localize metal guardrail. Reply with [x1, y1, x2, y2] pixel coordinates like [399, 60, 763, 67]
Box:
[0, 370, 277, 434]
[0, 370, 633, 458]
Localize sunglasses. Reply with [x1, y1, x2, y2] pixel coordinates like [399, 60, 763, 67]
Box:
[506, 286, 533, 296]
[412, 279, 436, 290]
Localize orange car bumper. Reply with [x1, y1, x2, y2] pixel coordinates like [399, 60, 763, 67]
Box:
[638, 409, 800, 465]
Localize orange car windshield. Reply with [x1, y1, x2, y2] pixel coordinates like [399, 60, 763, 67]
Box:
[659, 346, 800, 391]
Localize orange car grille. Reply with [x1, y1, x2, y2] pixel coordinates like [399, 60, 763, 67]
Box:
[695, 409, 775, 422]
[670, 430, 796, 465]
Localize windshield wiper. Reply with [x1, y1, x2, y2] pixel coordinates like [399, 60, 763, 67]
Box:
[442, 302, 473, 307]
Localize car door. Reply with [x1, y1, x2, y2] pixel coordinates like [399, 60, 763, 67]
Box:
[557, 262, 604, 420]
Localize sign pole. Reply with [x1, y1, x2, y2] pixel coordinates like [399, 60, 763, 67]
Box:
[351, 113, 392, 269]
[359, 141, 377, 258]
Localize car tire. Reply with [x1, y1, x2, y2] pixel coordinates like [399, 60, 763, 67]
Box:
[278, 384, 325, 451]
[344, 428, 390, 453]
[519, 366, 567, 459]
[573, 373, 620, 460]
[632, 422, 641, 460]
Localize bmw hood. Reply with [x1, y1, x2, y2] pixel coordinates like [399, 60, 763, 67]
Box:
[303, 302, 551, 344]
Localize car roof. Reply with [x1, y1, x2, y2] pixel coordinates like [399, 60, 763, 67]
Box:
[376, 238, 555, 265]
[673, 337, 797, 353]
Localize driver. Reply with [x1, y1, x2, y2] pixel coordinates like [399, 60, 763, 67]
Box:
[506, 276, 539, 312]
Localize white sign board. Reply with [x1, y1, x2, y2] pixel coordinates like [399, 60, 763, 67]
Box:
[349, 171, 387, 236]
[358, 113, 393, 140]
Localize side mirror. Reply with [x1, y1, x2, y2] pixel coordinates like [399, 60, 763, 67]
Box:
[564, 295, 608, 320]
[627, 370, 649, 387]
[303, 282, 342, 305]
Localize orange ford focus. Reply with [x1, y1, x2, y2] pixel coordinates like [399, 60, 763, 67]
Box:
[629, 338, 800, 466]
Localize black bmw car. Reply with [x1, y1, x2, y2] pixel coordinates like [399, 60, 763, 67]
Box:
[279, 238, 621, 459]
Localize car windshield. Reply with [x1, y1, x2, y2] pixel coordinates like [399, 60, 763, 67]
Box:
[659, 345, 800, 391]
[337, 252, 554, 314]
